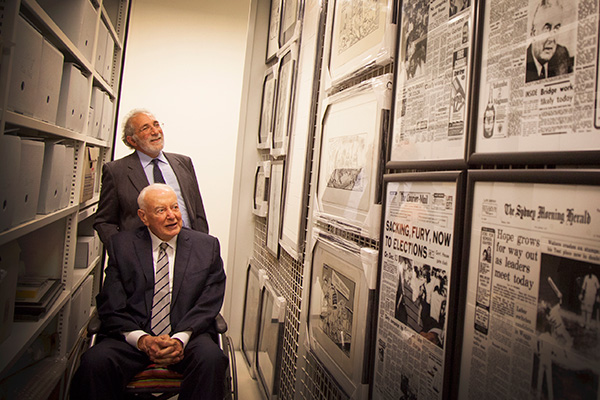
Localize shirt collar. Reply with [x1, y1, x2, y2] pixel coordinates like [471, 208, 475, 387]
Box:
[148, 228, 178, 251]
[137, 150, 166, 168]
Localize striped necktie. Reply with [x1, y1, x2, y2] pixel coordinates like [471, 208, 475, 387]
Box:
[151, 242, 171, 336]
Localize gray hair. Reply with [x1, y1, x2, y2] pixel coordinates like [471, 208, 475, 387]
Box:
[121, 108, 155, 148]
[137, 183, 174, 210]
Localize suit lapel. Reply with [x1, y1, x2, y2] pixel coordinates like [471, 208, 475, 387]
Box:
[134, 228, 155, 317]
[172, 230, 191, 308]
[126, 152, 150, 193]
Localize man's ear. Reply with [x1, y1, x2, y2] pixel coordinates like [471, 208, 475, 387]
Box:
[126, 135, 137, 148]
[138, 209, 149, 226]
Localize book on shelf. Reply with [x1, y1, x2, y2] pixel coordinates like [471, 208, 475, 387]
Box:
[14, 279, 63, 321]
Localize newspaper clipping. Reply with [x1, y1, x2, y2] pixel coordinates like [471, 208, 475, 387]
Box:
[373, 180, 457, 400]
[390, 0, 473, 163]
[459, 180, 600, 399]
[475, 0, 600, 154]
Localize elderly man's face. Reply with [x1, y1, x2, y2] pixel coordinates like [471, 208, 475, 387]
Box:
[127, 113, 164, 158]
[531, 4, 563, 64]
[138, 187, 182, 241]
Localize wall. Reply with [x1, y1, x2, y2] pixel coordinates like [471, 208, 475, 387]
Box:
[114, 0, 251, 322]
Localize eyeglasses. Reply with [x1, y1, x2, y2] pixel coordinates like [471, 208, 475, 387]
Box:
[137, 121, 164, 135]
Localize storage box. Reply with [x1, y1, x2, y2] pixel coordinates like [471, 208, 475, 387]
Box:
[94, 22, 108, 79]
[80, 147, 100, 203]
[68, 275, 93, 350]
[74, 236, 95, 269]
[89, 87, 104, 138]
[60, 146, 75, 209]
[8, 15, 43, 117]
[102, 29, 115, 83]
[37, 143, 66, 214]
[0, 242, 20, 344]
[100, 93, 113, 142]
[57, 62, 89, 133]
[0, 135, 21, 232]
[33, 39, 63, 124]
[13, 139, 45, 227]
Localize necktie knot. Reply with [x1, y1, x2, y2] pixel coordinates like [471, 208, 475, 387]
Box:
[159, 242, 169, 252]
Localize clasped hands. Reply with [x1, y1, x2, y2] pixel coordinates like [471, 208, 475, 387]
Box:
[138, 334, 184, 366]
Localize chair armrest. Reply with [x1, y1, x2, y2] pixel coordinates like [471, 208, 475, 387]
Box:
[87, 314, 102, 337]
[215, 313, 228, 334]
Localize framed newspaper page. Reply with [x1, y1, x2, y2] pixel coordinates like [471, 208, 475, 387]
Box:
[308, 232, 377, 397]
[388, 0, 476, 169]
[256, 280, 286, 400]
[241, 259, 268, 377]
[371, 171, 466, 400]
[325, 0, 397, 89]
[266, 159, 285, 257]
[314, 74, 392, 239]
[469, 0, 600, 165]
[253, 160, 270, 218]
[267, 0, 281, 62]
[258, 66, 277, 150]
[271, 43, 298, 158]
[455, 169, 600, 400]
[279, 0, 301, 49]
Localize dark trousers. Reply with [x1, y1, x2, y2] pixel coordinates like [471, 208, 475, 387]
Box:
[70, 333, 227, 400]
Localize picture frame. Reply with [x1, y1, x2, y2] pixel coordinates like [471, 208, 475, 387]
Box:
[266, 159, 285, 257]
[468, 0, 600, 165]
[258, 66, 277, 150]
[455, 169, 600, 400]
[326, 0, 397, 88]
[253, 160, 270, 218]
[279, 0, 301, 49]
[308, 233, 377, 397]
[267, 0, 282, 62]
[271, 43, 298, 158]
[388, 0, 476, 169]
[256, 280, 286, 400]
[279, 0, 325, 261]
[314, 73, 392, 239]
[371, 171, 465, 400]
[241, 258, 268, 378]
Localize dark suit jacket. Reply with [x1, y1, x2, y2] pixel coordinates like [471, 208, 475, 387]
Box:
[526, 43, 574, 83]
[97, 227, 225, 340]
[94, 152, 209, 246]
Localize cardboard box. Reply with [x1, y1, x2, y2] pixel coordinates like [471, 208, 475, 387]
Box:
[33, 39, 63, 124]
[68, 275, 93, 350]
[37, 143, 66, 214]
[13, 139, 45, 227]
[0, 135, 21, 232]
[57, 62, 89, 133]
[60, 146, 75, 209]
[80, 147, 99, 203]
[74, 236, 95, 269]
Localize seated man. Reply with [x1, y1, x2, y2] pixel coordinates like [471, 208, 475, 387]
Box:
[71, 184, 227, 400]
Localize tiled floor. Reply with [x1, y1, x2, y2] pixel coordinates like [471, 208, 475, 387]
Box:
[233, 350, 264, 400]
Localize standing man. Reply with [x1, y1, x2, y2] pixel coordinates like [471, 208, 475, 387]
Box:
[71, 184, 227, 399]
[94, 109, 209, 247]
[525, 0, 574, 83]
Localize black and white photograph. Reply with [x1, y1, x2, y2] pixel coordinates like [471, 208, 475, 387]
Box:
[258, 67, 276, 150]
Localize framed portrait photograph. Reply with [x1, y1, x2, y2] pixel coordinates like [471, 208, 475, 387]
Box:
[253, 160, 270, 218]
[468, 0, 600, 165]
[389, 0, 476, 169]
[315, 74, 392, 239]
[327, 0, 397, 88]
[271, 44, 298, 158]
[279, 0, 301, 49]
[258, 66, 277, 150]
[241, 259, 267, 377]
[455, 170, 600, 400]
[267, 0, 281, 62]
[308, 234, 376, 397]
[256, 280, 286, 400]
[266, 159, 285, 257]
[371, 171, 465, 400]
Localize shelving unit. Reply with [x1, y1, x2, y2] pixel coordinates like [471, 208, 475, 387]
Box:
[0, 0, 130, 397]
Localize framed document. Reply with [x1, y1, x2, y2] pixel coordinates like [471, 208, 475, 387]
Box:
[266, 159, 285, 257]
[279, 0, 301, 49]
[267, 0, 281, 62]
[271, 44, 298, 158]
[256, 280, 286, 400]
[372, 171, 465, 400]
[327, 0, 397, 88]
[314, 74, 392, 239]
[258, 66, 277, 150]
[253, 160, 270, 218]
[389, 0, 476, 169]
[469, 0, 600, 165]
[241, 259, 267, 377]
[308, 233, 377, 397]
[456, 170, 600, 400]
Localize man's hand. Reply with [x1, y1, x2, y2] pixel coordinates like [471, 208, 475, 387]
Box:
[138, 334, 184, 366]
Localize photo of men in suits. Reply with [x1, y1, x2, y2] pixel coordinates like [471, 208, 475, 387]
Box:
[525, 0, 574, 83]
[94, 109, 209, 247]
[71, 184, 227, 400]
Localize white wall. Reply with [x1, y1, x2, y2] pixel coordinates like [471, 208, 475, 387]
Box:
[114, 0, 251, 313]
